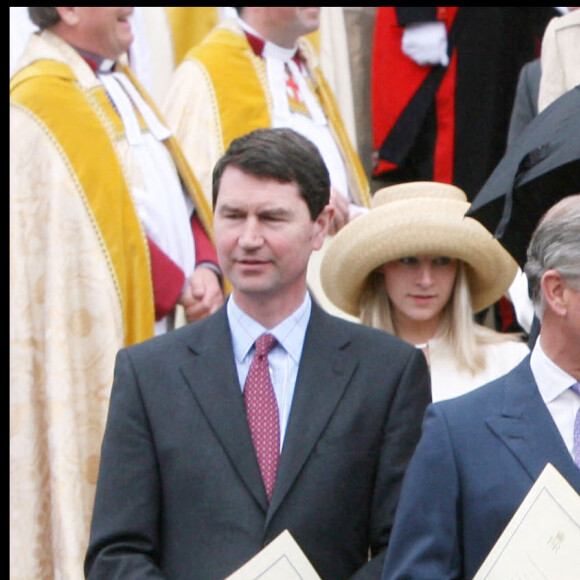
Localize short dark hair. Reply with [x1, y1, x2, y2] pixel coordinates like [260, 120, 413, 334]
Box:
[212, 128, 331, 220]
[28, 7, 61, 29]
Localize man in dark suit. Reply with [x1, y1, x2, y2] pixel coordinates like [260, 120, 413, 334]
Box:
[507, 58, 541, 147]
[381, 194, 580, 580]
[85, 128, 431, 580]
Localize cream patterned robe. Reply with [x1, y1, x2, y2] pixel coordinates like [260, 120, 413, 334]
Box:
[10, 31, 154, 579]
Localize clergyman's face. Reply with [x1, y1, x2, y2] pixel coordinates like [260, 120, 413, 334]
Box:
[71, 7, 134, 60]
[262, 7, 320, 47]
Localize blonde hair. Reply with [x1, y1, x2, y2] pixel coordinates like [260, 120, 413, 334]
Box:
[359, 261, 522, 374]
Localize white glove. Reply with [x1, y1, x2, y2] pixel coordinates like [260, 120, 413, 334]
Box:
[401, 21, 449, 67]
[506, 268, 535, 334]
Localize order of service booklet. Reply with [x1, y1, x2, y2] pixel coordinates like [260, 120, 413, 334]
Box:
[225, 529, 321, 580]
[474, 462, 580, 580]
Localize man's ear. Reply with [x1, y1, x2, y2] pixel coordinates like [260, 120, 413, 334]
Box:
[541, 269, 567, 316]
[311, 205, 334, 251]
[55, 7, 80, 26]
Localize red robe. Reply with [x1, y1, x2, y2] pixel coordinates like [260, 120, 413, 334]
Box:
[371, 7, 558, 200]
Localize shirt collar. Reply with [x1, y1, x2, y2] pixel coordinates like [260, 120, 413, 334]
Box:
[531, 336, 578, 403]
[74, 46, 115, 74]
[227, 293, 311, 364]
[238, 17, 303, 66]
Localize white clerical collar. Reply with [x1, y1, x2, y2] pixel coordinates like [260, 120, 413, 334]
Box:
[75, 46, 115, 74]
[98, 57, 115, 73]
[262, 39, 296, 63]
[237, 17, 297, 63]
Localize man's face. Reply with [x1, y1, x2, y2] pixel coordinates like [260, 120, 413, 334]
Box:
[565, 280, 580, 354]
[262, 7, 321, 47]
[67, 7, 134, 60]
[213, 165, 329, 310]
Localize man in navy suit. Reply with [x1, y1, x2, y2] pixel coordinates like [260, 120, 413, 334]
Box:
[85, 128, 431, 580]
[380, 194, 580, 580]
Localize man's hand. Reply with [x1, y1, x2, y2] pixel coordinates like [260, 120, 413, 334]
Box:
[179, 267, 224, 323]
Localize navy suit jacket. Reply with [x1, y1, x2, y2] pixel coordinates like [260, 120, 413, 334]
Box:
[85, 301, 431, 580]
[381, 355, 580, 580]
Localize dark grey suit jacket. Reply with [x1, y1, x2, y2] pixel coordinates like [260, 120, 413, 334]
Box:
[507, 58, 541, 147]
[85, 301, 431, 580]
[381, 355, 580, 580]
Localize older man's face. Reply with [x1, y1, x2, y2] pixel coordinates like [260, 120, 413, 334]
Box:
[566, 280, 580, 353]
[70, 7, 134, 60]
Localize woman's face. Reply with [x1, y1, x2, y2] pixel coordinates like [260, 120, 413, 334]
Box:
[381, 255, 458, 328]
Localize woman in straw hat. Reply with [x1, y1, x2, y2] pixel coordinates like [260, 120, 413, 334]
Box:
[320, 182, 529, 402]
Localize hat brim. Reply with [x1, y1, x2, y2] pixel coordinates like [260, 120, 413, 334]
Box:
[320, 197, 518, 316]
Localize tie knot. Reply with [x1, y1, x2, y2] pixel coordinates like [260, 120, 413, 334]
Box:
[571, 382, 580, 397]
[255, 334, 277, 357]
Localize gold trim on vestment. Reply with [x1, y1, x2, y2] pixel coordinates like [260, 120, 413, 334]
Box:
[11, 59, 155, 345]
[186, 23, 371, 208]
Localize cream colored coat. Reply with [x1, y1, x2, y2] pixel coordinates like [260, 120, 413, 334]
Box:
[538, 9, 580, 113]
[428, 336, 530, 402]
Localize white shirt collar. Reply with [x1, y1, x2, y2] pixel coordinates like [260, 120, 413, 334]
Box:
[531, 336, 578, 403]
[227, 293, 311, 364]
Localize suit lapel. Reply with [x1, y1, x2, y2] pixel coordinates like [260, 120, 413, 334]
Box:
[179, 308, 269, 510]
[267, 305, 358, 522]
[486, 360, 580, 494]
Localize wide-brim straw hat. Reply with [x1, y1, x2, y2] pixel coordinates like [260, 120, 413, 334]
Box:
[320, 182, 518, 316]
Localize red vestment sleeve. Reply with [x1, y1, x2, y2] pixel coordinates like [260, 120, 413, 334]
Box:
[148, 214, 219, 322]
[191, 212, 218, 267]
[147, 236, 185, 322]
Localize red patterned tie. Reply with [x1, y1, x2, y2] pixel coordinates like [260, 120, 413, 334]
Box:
[244, 334, 280, 501]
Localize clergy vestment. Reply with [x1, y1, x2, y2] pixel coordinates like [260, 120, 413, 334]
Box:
[162, 17, 370, 210]
[10, 29, 215, 579]
[162, 17, 370, 320]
